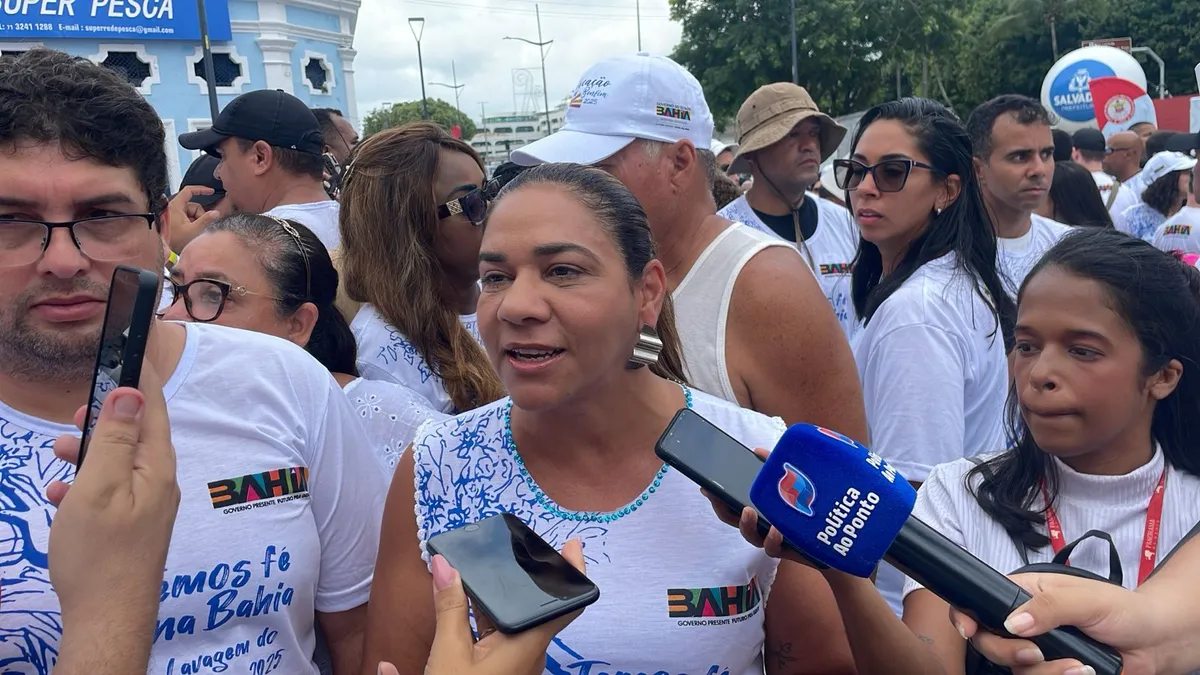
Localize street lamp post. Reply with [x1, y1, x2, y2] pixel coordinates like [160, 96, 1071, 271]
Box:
[196, 0, 220, 119]
[429, 60, 465, 112]
[504, 4, 554, 137]
[408, 17, 429, 120]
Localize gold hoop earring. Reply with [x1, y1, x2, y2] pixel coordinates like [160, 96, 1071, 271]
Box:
[627, 325, 663, 369]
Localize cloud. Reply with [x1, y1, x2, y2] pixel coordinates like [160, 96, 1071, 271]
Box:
[351, 0, 681, 122]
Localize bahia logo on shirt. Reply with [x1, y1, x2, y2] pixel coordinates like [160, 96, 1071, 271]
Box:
[1048, 60, 1116, 123]
[208, 466, 310, 514]
[777, 463, 817, 517]
[667, 576, 762, 623]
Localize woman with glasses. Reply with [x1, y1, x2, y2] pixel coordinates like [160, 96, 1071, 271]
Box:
[161, 213, 445, 475]
[338, 122, 505, 414]
[830, 98, 1015, 614]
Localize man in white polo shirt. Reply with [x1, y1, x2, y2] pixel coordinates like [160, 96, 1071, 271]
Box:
[717, 83, 860, 337]
[511, 53, 867, 443]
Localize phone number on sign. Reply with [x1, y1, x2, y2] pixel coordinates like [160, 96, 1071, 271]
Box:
[0, 23, 174, 34]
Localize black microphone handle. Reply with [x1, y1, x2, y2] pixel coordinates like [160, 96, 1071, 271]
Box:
[884, 517, 1123, 675]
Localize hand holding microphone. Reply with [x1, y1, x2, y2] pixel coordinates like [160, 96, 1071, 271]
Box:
[701, 421, 1122, 675]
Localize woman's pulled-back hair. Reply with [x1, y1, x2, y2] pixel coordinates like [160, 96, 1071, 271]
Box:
[205, 213, 359, 375]
[491, 163, 688, 383]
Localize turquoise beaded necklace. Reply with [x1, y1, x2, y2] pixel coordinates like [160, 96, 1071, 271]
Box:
[503, 384, 694, 523]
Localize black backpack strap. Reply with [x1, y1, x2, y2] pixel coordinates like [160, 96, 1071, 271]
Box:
[1050, 529, 1123, 586]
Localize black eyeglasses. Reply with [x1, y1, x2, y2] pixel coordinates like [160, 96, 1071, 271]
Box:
[160, 278, 277, 322]
[833, 158, 939, 193]
[0, 213, 155, 267]
[437, 180, 501, 226]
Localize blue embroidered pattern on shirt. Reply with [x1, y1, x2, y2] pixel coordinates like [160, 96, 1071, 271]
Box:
[0, 419, 72, 675]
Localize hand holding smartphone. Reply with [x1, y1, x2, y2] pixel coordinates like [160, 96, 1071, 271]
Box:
[654, 409, 822, 567]
[425, 513, 600, 635]
[78, 265, 159, 468]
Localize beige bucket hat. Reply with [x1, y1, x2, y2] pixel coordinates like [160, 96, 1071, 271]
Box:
[729, 82, 846, 174]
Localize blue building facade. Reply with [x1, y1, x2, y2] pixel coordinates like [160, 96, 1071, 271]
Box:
[0, 0, 361, 191]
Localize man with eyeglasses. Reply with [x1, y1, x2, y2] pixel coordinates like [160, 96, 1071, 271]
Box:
[0, 48, 385, 674]
[716, 82, 861, 338]
[966, 95, 1073, 299]
[511, 53, 868, 448]
[1071, 128, 1138, 228]
[179, 91, 343, 251]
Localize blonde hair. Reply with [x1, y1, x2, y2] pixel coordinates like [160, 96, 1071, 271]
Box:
[338, 122, 505, 411]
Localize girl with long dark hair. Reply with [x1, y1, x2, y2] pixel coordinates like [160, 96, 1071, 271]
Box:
[834, 97, 1015, 612]
[711, 227, 1200, 675]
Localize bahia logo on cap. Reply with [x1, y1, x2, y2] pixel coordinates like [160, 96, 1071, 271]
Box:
[777, 463, 816, 517]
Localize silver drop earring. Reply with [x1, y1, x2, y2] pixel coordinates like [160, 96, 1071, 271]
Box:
[627, 325, 663, 369]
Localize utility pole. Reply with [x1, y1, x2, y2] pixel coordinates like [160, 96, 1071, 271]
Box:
[196, 0, 220, 119]
[480, 101, 490, 166]
[636, 0, 642, 51]
[505, 4, 554, 137]
[789, 0, 798, 85]
[429, 60, 465, 112]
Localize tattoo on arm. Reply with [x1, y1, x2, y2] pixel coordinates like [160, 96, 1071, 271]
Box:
[918, 635, 936, 645]
[767, 640, 797, 671]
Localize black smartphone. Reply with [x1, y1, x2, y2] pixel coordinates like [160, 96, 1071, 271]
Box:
[655, 409, 820, 567]
[78, 265, 160, 468]
[426, 513, 600, 634]
[655, 408, 774, 535]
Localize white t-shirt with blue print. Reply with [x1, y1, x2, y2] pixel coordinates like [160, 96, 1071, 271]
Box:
[350, 304, 482, 414]
[411, 388, 787, 675]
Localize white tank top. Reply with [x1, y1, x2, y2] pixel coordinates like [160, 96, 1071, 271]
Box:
[412, 387, 787, 675]
[672, 224, 800, 404]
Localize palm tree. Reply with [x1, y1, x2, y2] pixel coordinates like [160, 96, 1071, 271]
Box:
[987, 0, 1094, 60]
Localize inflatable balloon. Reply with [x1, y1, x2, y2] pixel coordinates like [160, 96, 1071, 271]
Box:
[1040, 45, 1148, 131]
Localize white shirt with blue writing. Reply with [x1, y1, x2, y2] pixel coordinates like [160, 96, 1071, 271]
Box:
[351, 304, 482, 414]
[0, 322, 386, 675]
[718, 194, 861, 338]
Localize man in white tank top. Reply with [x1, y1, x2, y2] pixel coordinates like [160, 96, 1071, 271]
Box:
[717, 82, 861, 338]
[511, 52, 867, 442]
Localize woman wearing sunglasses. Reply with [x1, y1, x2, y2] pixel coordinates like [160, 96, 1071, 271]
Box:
[161, 214, 446, 476]
[337, 122, 505, 414]
[831, 98, 1015, 614]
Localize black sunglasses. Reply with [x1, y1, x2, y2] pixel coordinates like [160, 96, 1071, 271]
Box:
[833, 158, 939, 193]
[437, 179, 501, 225]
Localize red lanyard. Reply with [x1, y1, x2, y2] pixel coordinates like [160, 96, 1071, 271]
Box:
[1041, 468, 1167, 587]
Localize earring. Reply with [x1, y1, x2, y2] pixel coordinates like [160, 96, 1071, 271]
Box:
[627, 325, 663, 369]
[935, 206, 943, 216]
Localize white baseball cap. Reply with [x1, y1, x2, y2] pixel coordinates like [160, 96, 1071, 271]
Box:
[1139, 151, 1197, 197]
[510, 52, 714, 167]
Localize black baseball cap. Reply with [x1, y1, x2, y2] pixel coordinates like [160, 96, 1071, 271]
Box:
[1072, 128, 1107, 153]
[1165, 132, 1199, 158]
[178, 89, 324, 157]
[179, 154, 226, 208]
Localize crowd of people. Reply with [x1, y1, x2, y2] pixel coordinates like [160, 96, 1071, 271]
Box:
[2, 43, 1200, 675]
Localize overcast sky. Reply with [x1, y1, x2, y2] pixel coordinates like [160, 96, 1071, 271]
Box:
[352, 0, 681, 123]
